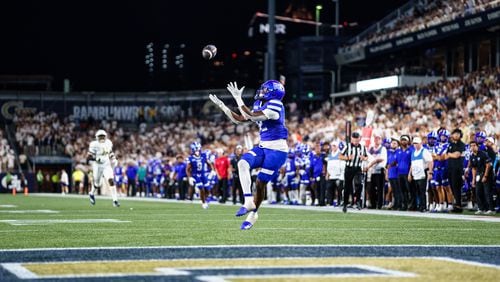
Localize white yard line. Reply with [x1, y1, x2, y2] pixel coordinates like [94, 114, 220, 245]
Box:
[30, 193, 500, 223]
[0, 210, 59, 214]
[0, 219, 131, 226]
[1, 244, 499, 252]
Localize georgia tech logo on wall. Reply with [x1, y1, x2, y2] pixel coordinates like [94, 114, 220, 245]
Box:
[1, 101, 24, 120]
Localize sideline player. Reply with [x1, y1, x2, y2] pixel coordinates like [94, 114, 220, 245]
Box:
[186, 142, 213, 209]
[209, 80, 288, 230]
[87, 130, 120, 207]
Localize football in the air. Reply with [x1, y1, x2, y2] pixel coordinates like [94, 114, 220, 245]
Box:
[202, 45, 217, 60]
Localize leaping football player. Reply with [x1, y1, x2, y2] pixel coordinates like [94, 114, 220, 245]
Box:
[87, 130, 120, 207]
[209, 80, 288, 230]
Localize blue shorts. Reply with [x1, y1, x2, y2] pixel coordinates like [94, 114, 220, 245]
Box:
[431, 169, 449, 188]
[287, 175, 299, 190]
[241, 146, 287, 183]
[193, 174, 209, 190]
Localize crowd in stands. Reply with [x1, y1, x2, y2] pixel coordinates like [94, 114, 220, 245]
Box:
[340, 0, 499, 53]
[0, 129, 16, 174]
[9, 67, 500, 213]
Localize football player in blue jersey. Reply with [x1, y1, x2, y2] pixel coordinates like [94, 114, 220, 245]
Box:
[186, 142, 213, 209]
[209, 80, 288, 230]
[475, 131, 487, 151]
[284, 147, 299, 205]
[432, 129, 454, 212]
[113, 162, 124, 196]
[297, 144, 312, 205]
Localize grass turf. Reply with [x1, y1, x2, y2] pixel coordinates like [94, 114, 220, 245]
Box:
[0, 195, 499, 249]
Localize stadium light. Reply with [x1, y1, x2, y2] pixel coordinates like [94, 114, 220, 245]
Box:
[315, 5, 323, 36]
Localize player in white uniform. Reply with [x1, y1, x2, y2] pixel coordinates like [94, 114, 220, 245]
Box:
[87, 129, 120, 207]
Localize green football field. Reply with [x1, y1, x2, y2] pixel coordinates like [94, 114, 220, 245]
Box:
[1, 194, 499, 249]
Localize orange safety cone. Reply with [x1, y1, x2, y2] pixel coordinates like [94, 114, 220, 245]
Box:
[24, 187, 29, 196]
[12, 188, 16, 196]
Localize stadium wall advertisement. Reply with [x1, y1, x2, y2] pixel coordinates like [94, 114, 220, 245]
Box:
[0, 100, 183, 122]
[336, 6, 500, 64]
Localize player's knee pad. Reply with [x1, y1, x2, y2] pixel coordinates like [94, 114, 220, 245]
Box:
[108, 178, 114, 186]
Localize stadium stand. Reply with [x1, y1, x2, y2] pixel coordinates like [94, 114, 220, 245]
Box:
[7, 67, 499, 213]
[339, 0, 500, 54]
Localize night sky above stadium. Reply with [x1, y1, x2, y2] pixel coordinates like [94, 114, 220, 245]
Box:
[0, 0, 406, 92]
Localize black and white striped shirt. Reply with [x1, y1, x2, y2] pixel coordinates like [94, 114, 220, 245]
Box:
[341, 143, 367, 168]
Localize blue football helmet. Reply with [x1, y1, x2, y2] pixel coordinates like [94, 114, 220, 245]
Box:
[190, 142, 201, 154]
[254, 80, 285, 101]
[438, 129, 450, 142]
[475, 131, 486, 143]
[427, 131, 438, 146]
[301, 144, 311, 155]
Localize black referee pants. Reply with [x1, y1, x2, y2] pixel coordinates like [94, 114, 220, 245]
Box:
[344, 167, 363, 207]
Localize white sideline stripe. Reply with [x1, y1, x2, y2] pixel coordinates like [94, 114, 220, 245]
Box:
[0, 205, 17, 208]
[1, 263, 38, 279]
[0, 219, 131, 226]
[6, 257, 499, 280]
[28, 193, 500, 223]
[0, 210, 59, 214]
[1, 244, 499, 252]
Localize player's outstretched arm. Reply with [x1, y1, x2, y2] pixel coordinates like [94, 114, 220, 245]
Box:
[226, 81, 278, 122]
[209, 94, 247, 124]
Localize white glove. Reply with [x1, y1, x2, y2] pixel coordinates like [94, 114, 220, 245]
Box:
[299, 169, 306, 175]
[209, 170, 216, 179]
[226, 82, 245, 107]
[112, 159, 118, 168]
[209, 94, 245, 124]
[209, 94, 226, 109]
[188, 177, 195, 186]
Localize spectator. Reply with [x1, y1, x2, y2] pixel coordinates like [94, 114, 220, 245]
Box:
[325, 141, 344, 206]
[408, 137, 433, 212]
[60, 169, 69, 194]
[446, 128, 466, 212]
[231, 145, 244, 205]
[469, 141, 494, 215]
[397, 135, 413, 210]
[72, 167, 85, 194]
[214, 148, 231, 203]
[365, 132, 388, 209]
[126, 161, 139, 197]
[137, 161, 147, 197]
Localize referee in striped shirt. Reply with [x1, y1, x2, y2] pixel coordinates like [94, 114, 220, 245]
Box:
[340, 132, 368, 213]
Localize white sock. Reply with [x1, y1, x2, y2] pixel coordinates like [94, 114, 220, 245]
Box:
[90, 186, 96, 196]
[266, 182, 275, 202]
[110, 185, 118, 202]
[237, 160, 254, 206]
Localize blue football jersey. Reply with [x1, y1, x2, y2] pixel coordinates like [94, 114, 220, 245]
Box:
[188, 154, 206, 176]
[252, 99, 288, 141]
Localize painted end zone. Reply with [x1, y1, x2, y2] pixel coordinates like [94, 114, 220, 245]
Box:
[0, 246, 499, 281]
